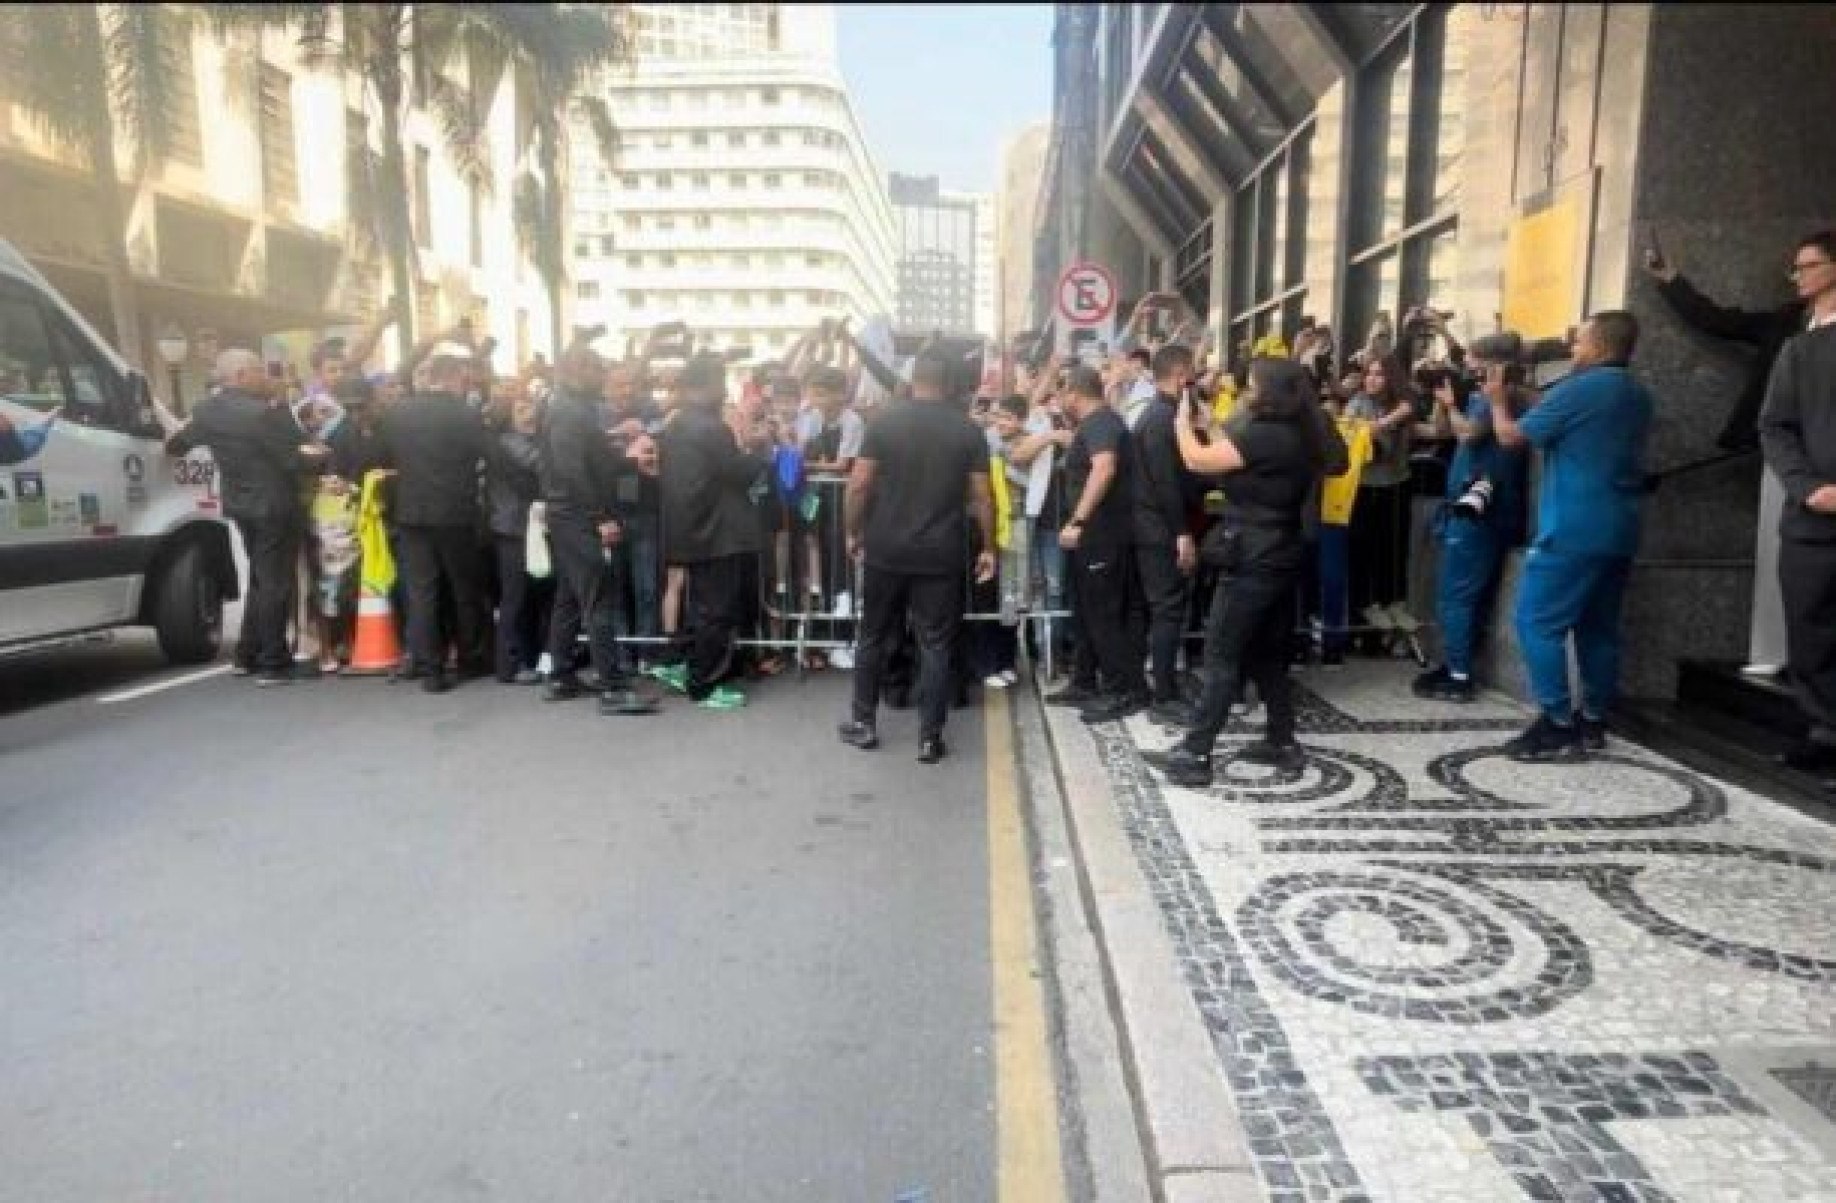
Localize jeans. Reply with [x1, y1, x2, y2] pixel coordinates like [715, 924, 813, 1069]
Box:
[1135, 541, 1190, 702]
[231, 511, 302, 673]
[1318, 525, 1350, 656]
[1435, 515, 1505, 678]
[1514, 547, 1631, 720]
[623, 510, 662, 640]
[1183, 564, 1300, 754]
[852, 565, 964, 740]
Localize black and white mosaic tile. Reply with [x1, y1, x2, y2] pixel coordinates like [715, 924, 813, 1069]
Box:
[1070, 659, 1836, 1201]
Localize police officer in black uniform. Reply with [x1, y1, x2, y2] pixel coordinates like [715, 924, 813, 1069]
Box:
[165, 348, 324, 685]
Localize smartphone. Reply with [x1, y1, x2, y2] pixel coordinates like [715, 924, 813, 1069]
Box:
[1644, 226, 1667, 275]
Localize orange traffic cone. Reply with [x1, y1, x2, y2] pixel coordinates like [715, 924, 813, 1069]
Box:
[345, 586, 401, 675]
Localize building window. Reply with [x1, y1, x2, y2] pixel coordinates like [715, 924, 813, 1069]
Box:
[659, 252, 677, 268]
[730, 173, 747, 189]
[647, 91, 669, 111]
[763, 173, 781, 189]
[692, 132, 708, 147]
[627, 253, 643, 269]
[805, 253, 823, 268]
[734, 291, 751, 308]
[623, 174, 641, 189]
[733, 253, 750, 268]
[762, 130, 780, 147]
[656, 173, 673, 190]
[760, 87, 779, 105]
[577, 281, 600, 300]
[1225, 122, 1312, 354]
[805, 290, 824, 306]
[258, 66, 298, 208]
[157, 10, 203, 166]
[729, 131, 746, 148]
[691, 172, 709, 189]
[599, 235, 615, 256]
[623, 214, 642, 231]
[767, 290, 784, 307]
[693, 213, 712, 230]
[657, 214, 676, 231]
[1344, 5, 1463, 346]
[574, 240, 592, 258]
[628, 290, 646, 307]
[803, 172, 822, 188]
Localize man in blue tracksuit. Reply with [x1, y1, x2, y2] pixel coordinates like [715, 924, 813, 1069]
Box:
[1492, 311, 1653, 761]
[1413, 365, 1530, 703]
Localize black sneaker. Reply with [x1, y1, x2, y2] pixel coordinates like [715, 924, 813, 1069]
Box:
[387, 666, 422, 684]
[599, 688, 658, 716]
[1779, 738, 1836, 772]
[1142, 746, 1213, 788]
[544, 677, 585, 702]
[1578, 714, 1609, 753]
[838, 721, 880, 750]
[917, 736, 947, 764]
[1412, 666, 1451, 697]
[1414, 667, 1476, 703]
[1148, 699, 1194, 727]
[421, 672, 452, 695]
[1045, 682, 1099, 708]
[1504, 715, 1585, 763]
[1080, 692, 1149, 724]
[1234, 741, 1307, 773]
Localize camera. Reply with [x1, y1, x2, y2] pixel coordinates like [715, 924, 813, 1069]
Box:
[1468, 329, 1572, 387]
[1451, 477, 1494, 520]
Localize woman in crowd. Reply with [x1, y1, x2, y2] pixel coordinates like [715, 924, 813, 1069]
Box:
[485, 377, 550, 684]
[1344, 355, 1420, 650]
[1146, 358, 1348, 788]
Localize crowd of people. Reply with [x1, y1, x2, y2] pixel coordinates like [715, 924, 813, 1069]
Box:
[159, 226, 1836, 774]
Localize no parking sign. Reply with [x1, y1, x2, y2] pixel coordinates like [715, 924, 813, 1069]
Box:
[1054, 261, 1117, 359]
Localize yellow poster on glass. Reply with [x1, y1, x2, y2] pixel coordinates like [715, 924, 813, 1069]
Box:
[1501, 191, 1583, 340]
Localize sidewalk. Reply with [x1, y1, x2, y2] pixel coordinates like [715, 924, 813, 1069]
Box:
[1027, 659, 1836, 1202]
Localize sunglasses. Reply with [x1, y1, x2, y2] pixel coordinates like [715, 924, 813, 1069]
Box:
[1788, 258, 1834, 279]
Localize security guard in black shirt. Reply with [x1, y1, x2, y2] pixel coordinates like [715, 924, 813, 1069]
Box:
[375, 343, 492, 693]
[165, 348, 324, 685]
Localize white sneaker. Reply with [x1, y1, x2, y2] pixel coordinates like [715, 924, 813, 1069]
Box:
[1362, 604, 1396, 632]
[998, 669, 1020, 686]
[829, 647, 855, 670]
[1387, 603, 1421, 634]
[984, 674, 1011, 690]
[1740, 663, 1784, 678]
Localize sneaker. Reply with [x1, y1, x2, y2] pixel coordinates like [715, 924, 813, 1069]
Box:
[544, 677, 585, 702]
[1387, 603, 1422, 635]
[600, 688, 659, 715]
[645, 663, 690, 695]
[1142, 746, 1213, 788]
[421, 672, 452, 695]
[231, 662, 253, 677]
[1045, 682, 1099, 707]
[512, 669, 542, 686]
[1081, 692, 1148, 724]
[255, 670, 293, 688]
[1362, 604, 1396, 633]
[984, 674, 1012, 690]
[1148, 699, 1194, 727]
[997, 669, 1019, 687]
[1578, 714, 1609, 753]
[697, 684, 747, 710]
[829, 647, 855, 670]
[1504, 714, 1586, 763]
[838, 720, 880, 750]
[917, 736, 947, 764]
[1234, 741, 1307, 773]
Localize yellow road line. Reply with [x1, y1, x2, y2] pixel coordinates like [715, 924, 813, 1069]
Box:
[985, 689, 1070, 1202]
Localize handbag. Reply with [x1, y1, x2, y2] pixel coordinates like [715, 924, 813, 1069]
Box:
[525, 501, 552, 580]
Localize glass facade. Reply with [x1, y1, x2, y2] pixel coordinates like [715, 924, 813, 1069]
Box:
[1227, 124, 1312, 354]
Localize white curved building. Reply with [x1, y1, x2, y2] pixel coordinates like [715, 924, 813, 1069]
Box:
[568, 4, 897, 362]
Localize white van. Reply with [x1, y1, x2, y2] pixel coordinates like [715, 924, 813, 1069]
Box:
[0, 239, 236, 663]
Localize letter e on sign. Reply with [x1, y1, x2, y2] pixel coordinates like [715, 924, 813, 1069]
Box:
[1056, 262, 1117, 328]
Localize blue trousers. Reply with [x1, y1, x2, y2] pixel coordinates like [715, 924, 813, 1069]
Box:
[1318, 525, 1350, 655]
[1513, 547, 1631, 721]
[1436, 516, 1505, 678]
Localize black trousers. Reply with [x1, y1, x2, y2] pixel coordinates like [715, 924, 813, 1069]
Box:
[1135, 541, 1190, 702]
[1070, 544, 1146, 699]
[546, 511, 625, 687]
[493, 534, 552, 678]
[852, 565, 964, 740]
[686, 553, 752, 699]
[1183, 564, 1300, 755]
[231, 511, 301, 673]
[1349, 482, 1410, 613]
[397, 523, 487, 677]
[1780, 538, 1836, 741]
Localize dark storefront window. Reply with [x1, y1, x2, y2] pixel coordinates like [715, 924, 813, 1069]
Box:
[1227, 123, 1313, 362]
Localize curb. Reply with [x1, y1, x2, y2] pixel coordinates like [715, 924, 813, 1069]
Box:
[1013, 683, 1263, 1202]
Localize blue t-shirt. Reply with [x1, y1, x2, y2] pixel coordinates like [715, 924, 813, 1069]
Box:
[1517, 365, 1652, 558]
[1446, 391, 1529, 542]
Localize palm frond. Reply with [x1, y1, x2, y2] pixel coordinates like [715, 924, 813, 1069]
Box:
[345, 126, 386, 257]
[428, 74, 494, 196]
[512, 168, 563, 292]
[0, 5, 103, 156]
[104, 2, 182, 174]
[572, 95, 620, 172]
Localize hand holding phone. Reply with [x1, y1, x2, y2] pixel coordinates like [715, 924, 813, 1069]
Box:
[1643, 227, 1676, 282]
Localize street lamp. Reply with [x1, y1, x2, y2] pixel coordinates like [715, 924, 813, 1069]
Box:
[155, 325, 188, 416]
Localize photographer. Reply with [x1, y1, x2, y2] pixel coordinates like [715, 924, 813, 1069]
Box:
[1492, 311, 1653, 761]
[1144, 359, 1348, 788]
[1413, 356, 1530, 703]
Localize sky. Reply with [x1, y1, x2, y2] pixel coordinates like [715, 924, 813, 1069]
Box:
[836, 3, 1054, 196]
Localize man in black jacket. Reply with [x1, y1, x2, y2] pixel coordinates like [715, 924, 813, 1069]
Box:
[1758, 231, 1836, 776]
[1132, 343, 1199, 724]
[658, 352, 771, 709]
[542, 345, 656, 715]
[165, 348, 324, 685]
[375, 344, 491, 693]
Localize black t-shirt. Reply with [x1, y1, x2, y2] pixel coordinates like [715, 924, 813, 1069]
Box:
[1218, 412, 1316, 520]
[859, 400, 988, 575]
[1063, 406, 1132, 551]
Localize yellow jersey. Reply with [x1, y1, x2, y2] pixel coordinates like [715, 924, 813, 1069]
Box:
[1321, 417, 1373, 526]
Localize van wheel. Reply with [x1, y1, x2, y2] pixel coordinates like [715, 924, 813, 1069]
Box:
[153, 544, 223, 665]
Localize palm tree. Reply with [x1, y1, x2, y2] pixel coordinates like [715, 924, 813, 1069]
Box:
[218, 4, 628, 365]
[1, 5, 195, 373]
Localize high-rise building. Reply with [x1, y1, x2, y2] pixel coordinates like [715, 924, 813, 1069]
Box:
[568, 3, 896, 363]
[888, 173, 990, 340]
[997, 123, 1050, 340]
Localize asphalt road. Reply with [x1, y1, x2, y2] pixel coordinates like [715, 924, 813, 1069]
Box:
[0, 660, 1009, 1202]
